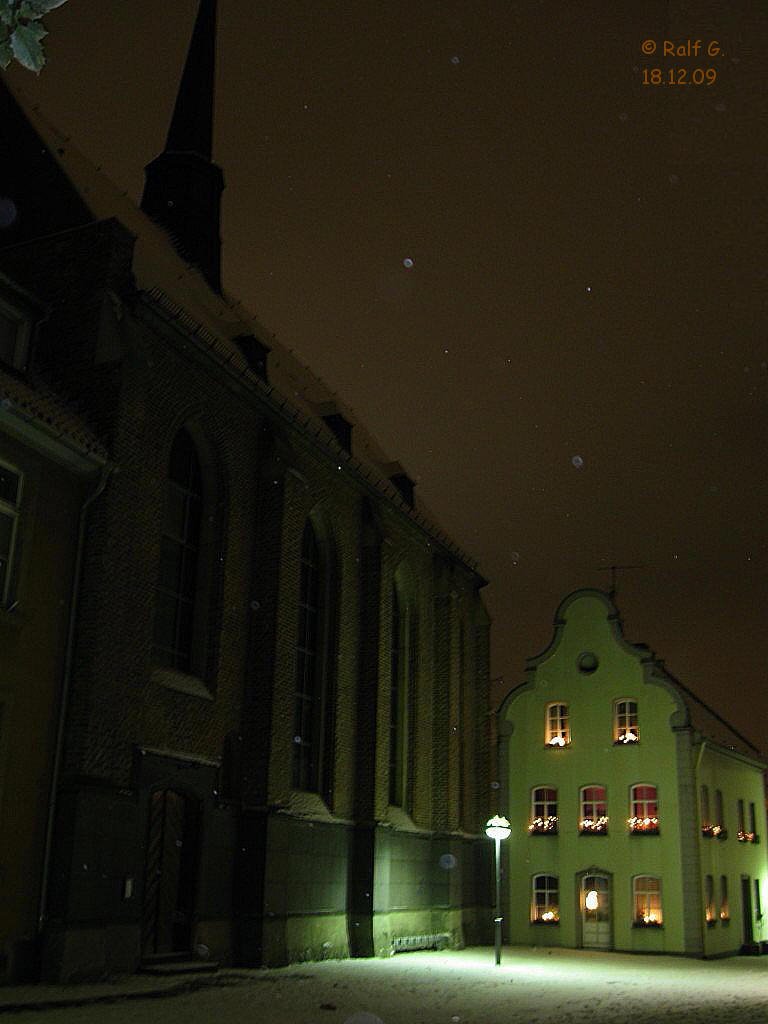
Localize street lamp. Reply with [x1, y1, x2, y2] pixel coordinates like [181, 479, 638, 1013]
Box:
[485, 814, 512, 965]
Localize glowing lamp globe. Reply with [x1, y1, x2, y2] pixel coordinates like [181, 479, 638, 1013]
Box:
[485, 815, 512, 842]
[585, 890, 599, 911]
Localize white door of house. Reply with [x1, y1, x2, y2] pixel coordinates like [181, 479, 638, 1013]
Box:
[581, 874, 611, 949]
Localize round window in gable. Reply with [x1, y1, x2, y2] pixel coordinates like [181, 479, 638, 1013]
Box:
[577, 652, 599, 674]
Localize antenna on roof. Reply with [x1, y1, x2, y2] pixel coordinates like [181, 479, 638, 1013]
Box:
[595, 564, 644, 599]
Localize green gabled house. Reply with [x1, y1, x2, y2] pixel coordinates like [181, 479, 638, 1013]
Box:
[498, 588, 768, 957]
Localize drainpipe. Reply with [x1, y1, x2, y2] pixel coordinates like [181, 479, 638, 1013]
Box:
[695, 739, 707, 957]
[37, 462, 112, 935]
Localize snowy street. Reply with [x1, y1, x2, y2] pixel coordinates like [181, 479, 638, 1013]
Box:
[5, 947, 768, 1024]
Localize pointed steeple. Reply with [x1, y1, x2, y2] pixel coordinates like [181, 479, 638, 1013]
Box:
[165, 0, 216, 160]
[141, 0, 224, 292]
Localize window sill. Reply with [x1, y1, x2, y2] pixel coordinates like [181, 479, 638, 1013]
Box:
[151, 667, 213, 701]
[632, 922, 663, 929]
[531, 919, 560, 926]
[706, 919, 717, 929]
[629, 829, 660, 836]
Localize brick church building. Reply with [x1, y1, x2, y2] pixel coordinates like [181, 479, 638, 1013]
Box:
[0, 0, 491, 981]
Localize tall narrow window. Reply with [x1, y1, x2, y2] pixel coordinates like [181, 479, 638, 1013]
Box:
[0, 461, 21, 606]
[529, 786, 558, 833]
[704, 874, 715, 924]
[614, 699, 639, 743]
[633, 876, 662, 926]
[738, 799, 746, 834]
[293, 520, 336, 799]
[531, 874, 559, 923]
[754, 879, 763, 919]
[580, 785, 608, 833]
[720, 875, 729, 922]
[714, 789, 726, 837]
[545, 703, 569, 746]
[750, 802, 758, 840]
[700, 785, 711, 834]
[628, 784, 659, 833]
[153, 430, 202, 672]
[389, 582, 416, 810]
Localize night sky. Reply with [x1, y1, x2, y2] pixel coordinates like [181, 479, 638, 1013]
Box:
[8, 1, 768, 753]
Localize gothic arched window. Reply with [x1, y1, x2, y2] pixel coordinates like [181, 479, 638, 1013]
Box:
[389, 579, 417, 811]
[293, 519, 337, 801]
[153, 429, 204, 673]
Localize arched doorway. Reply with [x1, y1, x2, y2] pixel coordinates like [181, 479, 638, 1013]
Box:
[579, 871, 612, 949]
[141, 788, 201, 957]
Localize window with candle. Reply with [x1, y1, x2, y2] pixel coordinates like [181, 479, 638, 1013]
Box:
[529, 787, 558, 833]
[628, 784, 659, 833]
[633, 875, 662, 926]
[531, 874, 559, 923]
[545, 703, 569, 747]
[579, 785, 608, 833]
[614, 699, 638, 744]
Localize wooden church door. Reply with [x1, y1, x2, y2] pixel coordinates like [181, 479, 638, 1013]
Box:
[141, 788, 200, 957]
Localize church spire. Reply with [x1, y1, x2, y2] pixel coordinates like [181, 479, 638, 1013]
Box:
[140, 0, 224, 292]
[165, 0, 216, 160]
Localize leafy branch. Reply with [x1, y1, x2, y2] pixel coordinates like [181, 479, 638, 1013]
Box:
[0, 0, 70, 73]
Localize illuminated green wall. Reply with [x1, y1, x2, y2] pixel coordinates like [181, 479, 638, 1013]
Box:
[499, 589, 768, 957]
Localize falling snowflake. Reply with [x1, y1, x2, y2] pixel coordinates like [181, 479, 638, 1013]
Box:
[439, 853, 457, 870]
[571, 455, 584, 468]
[403, 257, 414, 268]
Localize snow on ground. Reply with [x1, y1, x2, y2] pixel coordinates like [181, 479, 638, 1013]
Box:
[6, 946, 768, 1024]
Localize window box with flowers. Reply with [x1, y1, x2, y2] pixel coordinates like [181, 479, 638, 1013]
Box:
[628, 816, 659, 835]
[529, 816, 559, 835]
[738, 831, 759, 843]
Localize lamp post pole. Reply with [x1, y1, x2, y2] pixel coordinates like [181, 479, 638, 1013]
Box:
[494, 835, 502, 966]
[485, 815, 511, 967]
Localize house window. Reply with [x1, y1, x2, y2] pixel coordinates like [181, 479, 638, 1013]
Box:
[628, 784, 659, 833]
[720, 875, 729, 922]
[389, 580, 417, 811]
[633, 875, 662, 926]
[0, 303, 29, 371]
[713, 789, 726, 838]
[700, 785, 712, 835]
[293, 519, 337, 801]
[153, 429, 203, 672]
[614, 699, 639, 743]
[531, 874, 559, 923]
[704, 874, 715, 925]
[755, 880, 763, 919]
[580, 785, 608, 833]
[529, 787, 558, 833]
[545, 703, 569, 746]
[0, 461, 22, 606]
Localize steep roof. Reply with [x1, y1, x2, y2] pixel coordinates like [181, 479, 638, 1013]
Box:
[0, 364, 108, 466]
[0, 77, 481, 576]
